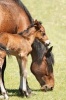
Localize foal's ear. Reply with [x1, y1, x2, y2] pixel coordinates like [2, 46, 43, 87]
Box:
[34, 19, 42, 25]
[34, 19, 42, 29]
[45, 46, 53, 57]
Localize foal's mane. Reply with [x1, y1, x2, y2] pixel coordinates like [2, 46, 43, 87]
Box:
[18, 20, 42, 36]
[18, 23, 35, 35]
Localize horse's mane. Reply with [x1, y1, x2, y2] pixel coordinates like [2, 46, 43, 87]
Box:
[17, 0, 33, 23]
[32, 39, 54, 66]
[31, 39, 47, 63]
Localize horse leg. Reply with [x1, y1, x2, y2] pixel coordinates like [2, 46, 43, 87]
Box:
[0, 57, 8, 99]
[26, 80, 32, 94]
[0, 57, 6, 94]
[17, 56, 31, 97]
[19, 79, 32, 96]
[2, 57, 6, 87]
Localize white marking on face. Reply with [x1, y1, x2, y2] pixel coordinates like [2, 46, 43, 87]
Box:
[45, 40, 50, 45]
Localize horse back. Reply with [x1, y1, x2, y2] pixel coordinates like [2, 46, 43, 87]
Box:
[0, 0, 30, 34]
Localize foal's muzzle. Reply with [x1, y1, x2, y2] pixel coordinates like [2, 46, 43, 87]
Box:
[45, 40, 51, 46]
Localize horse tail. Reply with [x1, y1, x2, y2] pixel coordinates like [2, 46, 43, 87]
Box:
[0, 43, 10, 55]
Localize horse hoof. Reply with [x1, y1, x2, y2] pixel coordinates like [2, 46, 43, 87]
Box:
[0, 94, 9, 100]
[27, 88, 32, 94]
[4, 94, 9, 100]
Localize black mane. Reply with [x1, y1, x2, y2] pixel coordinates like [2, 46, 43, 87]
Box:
[31, 39, 54, 66]
[31, 39, 47, 63]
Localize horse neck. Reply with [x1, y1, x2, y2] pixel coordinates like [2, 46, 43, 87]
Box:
[13, 0, 33, 32]
[0, 0, 20, 2]
[17, 0, 33, 32]
[13, 0, 33, 29]
[0, 0, 33, 32]
[3, 0, 21, 2]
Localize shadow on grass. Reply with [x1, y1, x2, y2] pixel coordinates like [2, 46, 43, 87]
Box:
[7, 88, 53, 96]
[6, 88, 42, 97]
[6, 88, 52, 98]
[7, 89, 21, 97]
[31, 89, 42, 92]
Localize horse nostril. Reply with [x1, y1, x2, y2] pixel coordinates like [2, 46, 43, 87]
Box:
[50, 87, 53, 90]
[41, 85, 54, 91]
[44, 85, 48, 91]
[44, 86, 53, 91]
[45, 86, 47, 89]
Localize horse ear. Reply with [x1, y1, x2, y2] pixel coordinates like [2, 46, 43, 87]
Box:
[34, 19, 38, 24]
[47, 46, 53, 53]
[34, 19, 41, 29]
[45, 46, 53, 57]
[34, 19, 42, 25]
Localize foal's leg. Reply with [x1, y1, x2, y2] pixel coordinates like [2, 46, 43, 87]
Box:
[2, 57, 6, 87]
[0, 57, 8, 99]
[17, 56, 30, 97]
[0, 57, 6, 94]
[17, 58, 32, 95]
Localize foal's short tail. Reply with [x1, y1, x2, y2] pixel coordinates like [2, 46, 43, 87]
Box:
[0, 43, 10, 55]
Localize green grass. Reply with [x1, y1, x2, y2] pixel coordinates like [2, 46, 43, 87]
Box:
[4, 0, 66, 100]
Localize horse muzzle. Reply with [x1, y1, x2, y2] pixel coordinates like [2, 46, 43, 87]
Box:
[41, 85, 54, 92]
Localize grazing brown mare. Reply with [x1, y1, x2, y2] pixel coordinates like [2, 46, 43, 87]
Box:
[0, 0, 54, 98]
[31, 45, 54, 91]
[0, 20, 50, 99]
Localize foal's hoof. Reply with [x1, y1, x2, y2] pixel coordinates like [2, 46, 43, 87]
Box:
[0, 94, 9, 100]
[19, 88, 32, 97]
[19, 88, 24, 97]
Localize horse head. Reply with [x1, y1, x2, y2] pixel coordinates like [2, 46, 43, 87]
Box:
[31, 46, 54, 91]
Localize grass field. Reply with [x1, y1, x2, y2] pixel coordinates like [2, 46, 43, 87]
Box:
[4, 0, 66, 100]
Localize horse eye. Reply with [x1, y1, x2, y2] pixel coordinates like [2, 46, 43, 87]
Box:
[45, 74, 48, 76]
[42, 33, 45, 36]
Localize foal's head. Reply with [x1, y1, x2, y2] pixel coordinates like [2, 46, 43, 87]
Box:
[33, 20, 50, 46]
[20, 20, 50, 46]
[31, 46, 54, 91]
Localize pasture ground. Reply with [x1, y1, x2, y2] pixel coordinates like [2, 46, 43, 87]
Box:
[3, 0, 66, 100]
